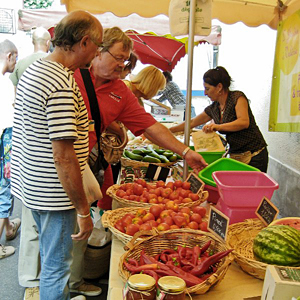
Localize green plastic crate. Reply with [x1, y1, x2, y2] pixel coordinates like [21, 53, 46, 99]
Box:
[198, 158, 260, 187]
[189, 146, 225, 165]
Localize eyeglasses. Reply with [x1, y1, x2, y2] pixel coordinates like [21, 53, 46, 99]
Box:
[106, 50, 131, 67]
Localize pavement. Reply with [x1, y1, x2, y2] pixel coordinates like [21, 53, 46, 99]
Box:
[0, 198, 108, 300]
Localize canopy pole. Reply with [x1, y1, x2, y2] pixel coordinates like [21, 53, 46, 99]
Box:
[183, 0, 196, 179]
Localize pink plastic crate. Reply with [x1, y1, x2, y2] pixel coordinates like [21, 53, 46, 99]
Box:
[212, 171, 279, 208]
[204, 184, 220, 204]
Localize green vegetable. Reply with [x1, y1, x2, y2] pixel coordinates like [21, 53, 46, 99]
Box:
[163, 151, 174, 158]
[158, 154, 169, 163]
[154, 148, 166, 154]
[132, 149, 145, 155]
[253, 225, 300, 266]
[142, 155, 161, 163]
[168, 154, 178, 162]
[124, 150, 144, 161]
[140, 149, 152, 155]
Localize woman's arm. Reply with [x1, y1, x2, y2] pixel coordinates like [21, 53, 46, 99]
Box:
[203, 96, 249, 133]
[169, 111, 211, 133]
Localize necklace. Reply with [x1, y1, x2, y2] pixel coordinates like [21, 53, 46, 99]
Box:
[220, 105, 226, 115]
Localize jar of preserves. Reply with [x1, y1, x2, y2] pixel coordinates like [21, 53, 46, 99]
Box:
[123, 274, 156, 300]
[156, 276, 186, 300]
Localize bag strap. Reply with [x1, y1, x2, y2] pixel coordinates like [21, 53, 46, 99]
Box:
[80, 68, 108, 169]
[80, 69, 101, 143]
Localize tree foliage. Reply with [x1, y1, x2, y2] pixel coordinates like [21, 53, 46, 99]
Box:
[24, 0, 54, 9]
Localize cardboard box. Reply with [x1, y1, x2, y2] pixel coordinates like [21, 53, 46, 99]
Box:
[261, 265, 300, 300]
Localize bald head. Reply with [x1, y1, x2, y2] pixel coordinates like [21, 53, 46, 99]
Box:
[32, 27, 51, 45]
[0, 39, 17, 59]
[52, 10, 103, 51]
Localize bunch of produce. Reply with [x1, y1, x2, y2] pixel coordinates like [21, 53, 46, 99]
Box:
[123, 246, 233, 287]
[124, 144, 181, 163]
[114, 203, 208, 236]
[253, 225, 300, 266]
[115, 178, 200, 204]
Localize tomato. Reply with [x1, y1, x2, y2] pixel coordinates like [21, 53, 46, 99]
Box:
[126, 189, 133, 196]
[139, 223, 152, 231]
[146, 220, 158, 228]
[182, 181, 191, 190]
[156, 180, 165, 188]
[199, 221, 208, 231]
[180, 207, 191, 215]
[116, 189, 127, 198]
[121, 215, 133, 229]
[135, 208, 147, 218]
[126, 223, 140, 236]
[192, 206, 207, 217]
[190, 213, 202, 224]
[169, 191, 179, 200]
[165, 200, 179, 212]
[161, 188, 172, 198]
[135, 178, 147, 188]
[125, 183, 133, 190]
[133, 183, 144, 196]
[188, 221, 199, 230]
[165, 182, 174, 190]
[149, 204, 163, 218]
[189, 193, 200, 201]
[142, 212, 155, 223]
[162, 216, 174, 226]
[115, 220, 125, 233]
[132, 217, 143, 225]
[173, 180, 183, 189]
[157, 223, 170, 231]
[160, 210, 171, 219]
[172, 214, 187, 228]
[182, 197, 193, 203]
[179, 189, 190, 198]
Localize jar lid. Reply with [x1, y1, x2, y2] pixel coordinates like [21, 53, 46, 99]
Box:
[158, 276, 186, 293]
[128, 274, 156, 291]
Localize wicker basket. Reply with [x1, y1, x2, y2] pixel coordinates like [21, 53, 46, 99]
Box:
[107, 184, 208, 209]
[227, 218, 300, 280]
[102, 206, 209, 245]
[120, 156, 177, 168]
[119, 229, 234, 294]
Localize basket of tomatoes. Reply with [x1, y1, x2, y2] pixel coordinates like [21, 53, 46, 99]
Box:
[118, 229, 234, 294]
[107, 178, 208, 209]
[102, 203, 208, 244]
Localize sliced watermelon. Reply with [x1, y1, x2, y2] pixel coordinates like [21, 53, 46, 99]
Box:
[269, 217, 300, 231]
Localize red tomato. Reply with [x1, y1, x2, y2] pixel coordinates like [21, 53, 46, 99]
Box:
[135, 208, 147, 218]
[132, 217, 143, 225]
[188, 221, 199, 230]
[190, 213, 202, 224]
[135, 178, 147, 188]
[173, 180, 183, 189]
[146, 220, 158, 228]
[126, 223, 140, 236]
[199, 221, 208, 232]
[133, 183, 144, 196]
[161, 188, 172, 198]
[182, 181, 191, 190]
[192, 206, 207, 217]
[169, 191, 179, 200]
[116, 189, 127, 198]
[180, 207, 191, 215]
[189, 193, 200, 201]
[114, 220, 125, 233]
[142, 212, 155, 223]
[157, 223, 170, 231]
[139, 223, 152, 231]
[156, 180, 165, 188]
[149, 204, 163, 218]
[165, 182, 174, 190]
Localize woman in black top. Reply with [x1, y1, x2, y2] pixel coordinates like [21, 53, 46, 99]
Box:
[170, 66, 268, 172]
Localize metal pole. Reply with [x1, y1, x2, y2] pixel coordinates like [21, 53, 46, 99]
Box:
[183, 0, 196, 179]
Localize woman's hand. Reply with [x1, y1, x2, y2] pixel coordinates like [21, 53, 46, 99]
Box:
[202, 123, 220, 133]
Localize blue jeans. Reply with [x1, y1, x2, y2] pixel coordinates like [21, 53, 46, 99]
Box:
[32, 209, 77, 300]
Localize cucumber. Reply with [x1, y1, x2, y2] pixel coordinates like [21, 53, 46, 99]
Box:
[124, 150, 144, 161]
[142, 155, 161, 163]
[163, 151, 174, 158]
[148, 151, 162, 160]
[158, 154, 169, 163]
[140, 149, 152, 155]
[132, 149, 145, 155]
[154, 148, 166, 155]
[169, 154, 178, 162]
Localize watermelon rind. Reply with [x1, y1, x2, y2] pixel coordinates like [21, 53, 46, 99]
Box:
[253, 225, 300, 267]
[269, 217, 300, 231]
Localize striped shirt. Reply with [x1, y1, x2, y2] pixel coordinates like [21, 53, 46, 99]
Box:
[11, 59, 89, 211]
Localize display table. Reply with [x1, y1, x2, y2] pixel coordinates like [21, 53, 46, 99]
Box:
[107, 234, 264, 300]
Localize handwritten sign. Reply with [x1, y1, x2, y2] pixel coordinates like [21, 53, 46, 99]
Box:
[186, 172, 204, 194]
[255, 197, 279, 226]
[145, 164, 170, 182]
[208, 206, 229, 241]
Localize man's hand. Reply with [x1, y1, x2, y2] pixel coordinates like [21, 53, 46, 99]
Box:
[71, 216, 93, 240]
[185, 150, 208, 174]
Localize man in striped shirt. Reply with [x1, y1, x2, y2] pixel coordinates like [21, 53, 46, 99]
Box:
[11, 11, 103, 300]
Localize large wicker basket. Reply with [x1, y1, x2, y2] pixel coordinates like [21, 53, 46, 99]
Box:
[119, 229, 234, 294]
[102, 206, 208, 245]
[107, 184, 208, 209]
[227, 218, 300, 280]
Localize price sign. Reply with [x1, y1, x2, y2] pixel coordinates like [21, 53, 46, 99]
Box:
[145, 164, 170, 181]
[186, 172, 204, 194]
[208, 206, 229, 241]
[255, 197, 279, 226]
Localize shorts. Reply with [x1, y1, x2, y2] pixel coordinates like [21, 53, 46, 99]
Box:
[0, 179, 13, 218]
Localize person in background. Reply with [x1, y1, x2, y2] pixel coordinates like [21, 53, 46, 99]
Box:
[10, 27, 51, 88]
[11, 10, 103, 300]
[169, 66, 268, 172]
[123, 65, 166, 106]
[9, 27, 52, 298]
[0, 39, 21, 260]
[120, 51, 138, 79]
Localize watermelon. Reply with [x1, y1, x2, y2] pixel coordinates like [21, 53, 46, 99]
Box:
[253, 225, 300, 266]
[269, 217, 300, 231]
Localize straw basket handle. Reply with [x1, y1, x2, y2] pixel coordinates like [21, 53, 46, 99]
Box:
[101, 210, 111, 228]
[106, 184, 120, 197]
[124, 228, 159, 251]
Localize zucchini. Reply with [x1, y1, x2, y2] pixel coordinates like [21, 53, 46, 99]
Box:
[142, 155, 161, 163]
[124, 150, 144, 161]
[154, 148, 166, 155]
[163, 151, 174, 158]
[169, 154, 178, 162]
[132, 149, 145, 155]
[158, 154, 169, 163]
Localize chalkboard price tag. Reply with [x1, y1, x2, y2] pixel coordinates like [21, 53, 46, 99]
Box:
[255, 197, 279, 226]
[185, 172, 204, 194]
[145, 164, 170, 182]
[208, 206, 230, 241]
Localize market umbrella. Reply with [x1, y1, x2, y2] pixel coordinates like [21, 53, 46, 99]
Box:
[60, 0, 300, 30]
[125, 30, 208, 72]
